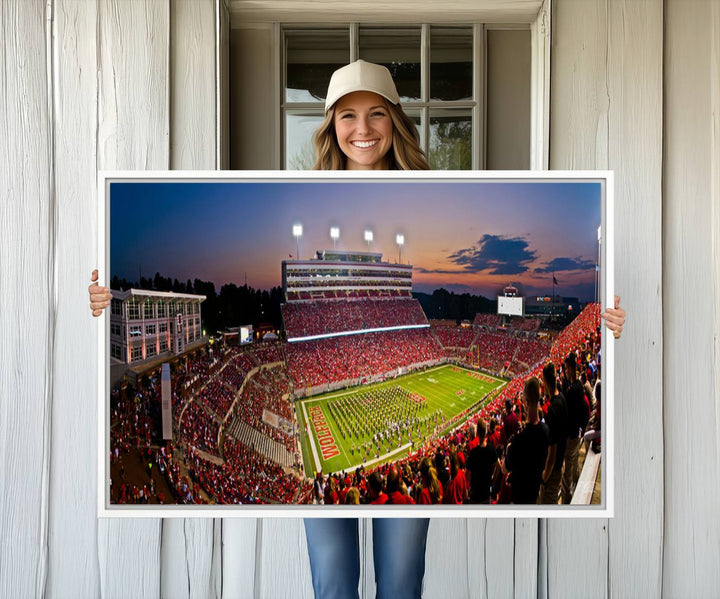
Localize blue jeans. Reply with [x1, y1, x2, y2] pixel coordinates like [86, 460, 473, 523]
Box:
[303, 518, 430, 599]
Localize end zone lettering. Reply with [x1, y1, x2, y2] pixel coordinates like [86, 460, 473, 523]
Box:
[308, 405, 340, 460]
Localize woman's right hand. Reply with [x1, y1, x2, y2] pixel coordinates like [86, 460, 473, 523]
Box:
[89, 269, 112, 316]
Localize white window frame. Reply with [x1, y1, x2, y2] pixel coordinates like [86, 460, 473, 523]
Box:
[281, 24, 484, 169]
[226, 0, 550, 171]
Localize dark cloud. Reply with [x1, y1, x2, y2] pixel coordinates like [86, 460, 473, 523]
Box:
[414, 266, 466, 275]
[535, 257, 595, 274]
[446, 234, 537, 275]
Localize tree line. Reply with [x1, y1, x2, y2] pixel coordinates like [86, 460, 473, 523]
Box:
[110, 273, 498, 335]
[110, 273, 283, 335]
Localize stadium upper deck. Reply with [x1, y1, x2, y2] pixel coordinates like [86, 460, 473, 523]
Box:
[281, 249, 428, 342]
[282, 250, 412, 302]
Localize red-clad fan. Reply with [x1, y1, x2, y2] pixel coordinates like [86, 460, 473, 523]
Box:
[385, 466, 414, 505]
[443, 451, 469, 504]
[367, 471, 389, 505]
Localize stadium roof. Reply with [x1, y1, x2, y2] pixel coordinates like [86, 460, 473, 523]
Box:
[112, 288, 206, 301]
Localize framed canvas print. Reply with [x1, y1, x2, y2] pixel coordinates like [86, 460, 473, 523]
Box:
[97, 171, 614, 518]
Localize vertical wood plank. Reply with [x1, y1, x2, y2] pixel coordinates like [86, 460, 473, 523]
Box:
[218, 0, 230, 170]
[530, 0, 550, 170]
[513, 519, 538, 599]
[550, 1, 665, 597]
[169, 0, 216, 171]
[47, 0, 101, 596]
[466, 520, 515, 599]
[160, 521, 216, 599]
[605, 1, 664, 597]
[161, 1, 219, 598]
[0, 1, 52, 598]
[221, 519, 259, 599]
[256, 519, 313, 599]
[96, 1, 169, 596]
[548, 1, 609, 595]
[424, 519, 470, 598]
[712, 10, 720, 561]
[96, 0, 169, 172]
[663, 1, 720, 595]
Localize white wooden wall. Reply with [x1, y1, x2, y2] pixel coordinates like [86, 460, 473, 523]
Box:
[1, 0, 718, 597]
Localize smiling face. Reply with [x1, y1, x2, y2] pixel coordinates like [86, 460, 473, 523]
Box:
[333, 90, 394, 170]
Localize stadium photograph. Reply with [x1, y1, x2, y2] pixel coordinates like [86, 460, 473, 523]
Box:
[104, 175, 607, 510]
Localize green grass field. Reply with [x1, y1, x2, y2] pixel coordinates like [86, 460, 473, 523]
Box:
[295, 364, 506, 474]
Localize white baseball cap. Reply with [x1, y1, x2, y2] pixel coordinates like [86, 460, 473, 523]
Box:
[324, 60, 400, 112]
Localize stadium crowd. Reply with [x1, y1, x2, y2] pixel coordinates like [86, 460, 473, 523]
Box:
[285, 329, 444, 388]
[430, 325, 478, 349]
[111, 291, 601, 507]
[185, 437, 312, 504]
[309, 303, 602, 506]
[282, 297, 427, 338]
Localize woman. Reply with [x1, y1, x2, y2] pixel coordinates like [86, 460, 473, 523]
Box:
[87, 60, 627, 598]
[442, 451, 469, 505]
[416, 457, 443, 505]
[300, 60, 432, 599]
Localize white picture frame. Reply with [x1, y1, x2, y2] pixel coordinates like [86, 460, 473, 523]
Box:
[98, 170, 614, 518]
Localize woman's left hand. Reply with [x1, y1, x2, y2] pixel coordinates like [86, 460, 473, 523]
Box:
[601, 295, 625, 339]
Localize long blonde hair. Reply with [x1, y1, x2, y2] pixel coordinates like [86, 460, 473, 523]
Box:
[312, 100, 430, 171]
[419, 457, 442, 503]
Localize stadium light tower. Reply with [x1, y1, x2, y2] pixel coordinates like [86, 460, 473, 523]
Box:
[364, 229, 373, 251]
[330, 226, 339, 250]
[293, 223, 303, 259]
[396, 233, 405, 264]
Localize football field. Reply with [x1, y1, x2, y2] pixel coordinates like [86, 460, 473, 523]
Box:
[296, 364, 506, 475]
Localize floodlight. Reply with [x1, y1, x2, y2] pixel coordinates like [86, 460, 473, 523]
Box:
[293, 223, 303, 259]
[396, 234, 405, 263]
[364, 229, 373, 251]
[330, 227, 339, 249]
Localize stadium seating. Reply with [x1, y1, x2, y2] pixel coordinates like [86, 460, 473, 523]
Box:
[282, 297, 427, 338]
[285, 329, 444, 388]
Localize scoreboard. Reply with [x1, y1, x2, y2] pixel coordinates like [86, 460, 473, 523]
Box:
[497, 295, 524, 316]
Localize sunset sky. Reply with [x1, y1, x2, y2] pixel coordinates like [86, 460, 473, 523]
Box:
[110, 179, 603, 301]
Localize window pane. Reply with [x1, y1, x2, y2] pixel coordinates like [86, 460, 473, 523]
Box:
[286, 30, 349, 103]
[429, 109, 472, 170]
[486, 30, 530, 169]
[285, 112, 324, 170]
[402, 109, 423, 149]
[430, 27, 473, 101]
[359, 28, 421, 102]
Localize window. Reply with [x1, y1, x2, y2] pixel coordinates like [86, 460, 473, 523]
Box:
[129, 325, 142, 337]
[283, 25, 477, 170]
[143, 301, 154, 320]
[127, 298, 140, 320]
[159, 322, 168, 334]
[110, 323, 121, 337]
[159, 337, 168, 353]
[146, 343, 157, 358]
[146, 324, 156, 337]
[111, 344, 123, 360]
[111, 299, 122, 316]
[231, 18, 538, 170]
[131, 346, 143, 362]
